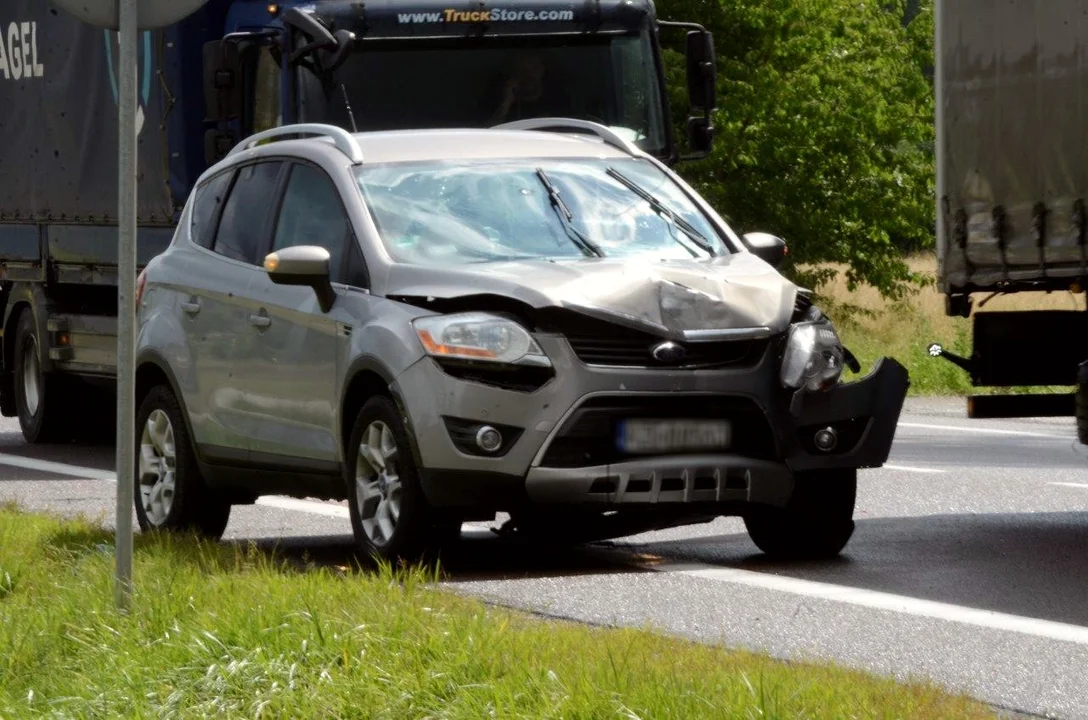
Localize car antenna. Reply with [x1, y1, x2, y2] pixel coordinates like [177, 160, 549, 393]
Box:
[340, 83, 358, 133]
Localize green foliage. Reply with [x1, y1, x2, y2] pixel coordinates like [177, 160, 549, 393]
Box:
[657, 0, 935, 299]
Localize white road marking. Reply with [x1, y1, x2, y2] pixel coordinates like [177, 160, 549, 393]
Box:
[655, 562, 1088, 646]
[1049, 482, 1088, 490]
[897, 421, 1069, 440]
[880, 464, 946, 474]
[0, 452, 117, 481]
[255, 496, 350, 518]
[0, 452, 351, 519]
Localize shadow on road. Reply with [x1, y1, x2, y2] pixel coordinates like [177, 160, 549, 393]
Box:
[0, 429, 115, 476]
[624, 511, 1088, 628]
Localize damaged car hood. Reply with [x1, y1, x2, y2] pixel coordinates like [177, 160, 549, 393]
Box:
[383, 252, 799, 341]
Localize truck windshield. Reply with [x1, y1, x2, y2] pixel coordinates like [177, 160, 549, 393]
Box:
[300, 33, 668, 157]
[354, 157, 736, 265]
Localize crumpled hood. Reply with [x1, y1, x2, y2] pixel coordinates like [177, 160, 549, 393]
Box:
[382, 252, 798, 340]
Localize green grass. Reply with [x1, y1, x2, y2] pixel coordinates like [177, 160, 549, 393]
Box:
[810, 254, 1082, 396]
[0, 503, 995, 719]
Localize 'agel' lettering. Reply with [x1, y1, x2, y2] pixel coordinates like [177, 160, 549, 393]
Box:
[0, 21, 45, 81]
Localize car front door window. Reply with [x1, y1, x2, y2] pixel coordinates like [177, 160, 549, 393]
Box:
[273, 162, 350, 281]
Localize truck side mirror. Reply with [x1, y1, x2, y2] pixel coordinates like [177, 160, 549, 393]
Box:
[319, 29, 357, 73]
[687, 116, 714, 156]
[685, 30, 717, 112]
[204, 129, 238, 166]
[203, 40, 242, 123]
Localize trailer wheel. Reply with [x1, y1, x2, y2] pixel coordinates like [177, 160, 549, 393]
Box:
[13, 311, 72, 444]
[134, 383, 231, 539]
[743, 469, 857, 560]
[1075, 361, 1088, 445]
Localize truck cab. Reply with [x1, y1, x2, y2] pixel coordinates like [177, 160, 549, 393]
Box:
[202, 0, 716, 167]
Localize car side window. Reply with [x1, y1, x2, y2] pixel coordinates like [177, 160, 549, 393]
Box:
[272, 163, 351, 282]
[189, 171, 232, 249]
[212, 161, 284, 264]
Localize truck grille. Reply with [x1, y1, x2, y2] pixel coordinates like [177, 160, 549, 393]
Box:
[538, 394, 779, 469]
[534, 309, 768, 369]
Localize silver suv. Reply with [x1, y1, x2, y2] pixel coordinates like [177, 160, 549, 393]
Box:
[133, 120, 908, 561]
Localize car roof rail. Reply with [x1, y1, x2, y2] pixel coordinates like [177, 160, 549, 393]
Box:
[492, 117, 639, 156]
[228, 123, 364, 165]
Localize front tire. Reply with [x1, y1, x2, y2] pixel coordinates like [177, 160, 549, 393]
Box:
[743, 469, 857, 560]
[346, 395, 450, 563]
[133, 384, 231, 539]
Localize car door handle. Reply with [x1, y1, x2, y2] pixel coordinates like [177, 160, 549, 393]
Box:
[180, 301, 200, 315]
[249, 313, 271, 328]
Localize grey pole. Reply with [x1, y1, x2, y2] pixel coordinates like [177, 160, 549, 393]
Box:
[114, 0, 139, 611]
[49, 0, 215, 611]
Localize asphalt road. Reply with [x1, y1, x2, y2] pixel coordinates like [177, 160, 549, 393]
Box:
[2, 397, 1088, 719]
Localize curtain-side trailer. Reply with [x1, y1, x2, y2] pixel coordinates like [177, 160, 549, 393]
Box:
[930, 0, 1088, 436]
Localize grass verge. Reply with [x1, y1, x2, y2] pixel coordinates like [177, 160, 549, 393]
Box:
[0, 504, 996, 719]
[809, 254, 1083, 396]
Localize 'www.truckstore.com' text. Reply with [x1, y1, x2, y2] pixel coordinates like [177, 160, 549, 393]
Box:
[397, 8, 575, 23]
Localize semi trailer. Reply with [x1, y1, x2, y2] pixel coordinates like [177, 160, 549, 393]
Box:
[929, 0, 1088, 430]
[0, 0, 717, 443]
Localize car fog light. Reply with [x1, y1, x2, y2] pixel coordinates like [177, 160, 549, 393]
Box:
[813, 426, 838, 452]
[476, 426, 503, 453]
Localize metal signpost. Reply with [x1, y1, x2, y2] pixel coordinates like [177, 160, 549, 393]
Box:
[48, 0, 211, 610]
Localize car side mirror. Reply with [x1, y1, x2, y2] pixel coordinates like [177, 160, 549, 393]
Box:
[263, 245, 336, 312]
[742, 232, 788, 268]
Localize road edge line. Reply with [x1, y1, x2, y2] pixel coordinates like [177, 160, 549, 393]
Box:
[653, 562, 1088, 646]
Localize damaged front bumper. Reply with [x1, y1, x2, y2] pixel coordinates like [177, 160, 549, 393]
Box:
[521, 356, 909, 508]
[779, 356, 910, 472]
[392, 327, 909, 513]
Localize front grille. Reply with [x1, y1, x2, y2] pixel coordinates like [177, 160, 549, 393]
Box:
[539, 394, 779, 468]
[534, 309, 768, 369]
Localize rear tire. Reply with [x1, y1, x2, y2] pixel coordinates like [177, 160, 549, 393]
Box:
[13, 311, 73, 444]
[1076, 361, 1088, 445]
[743, 469, 857, 560]
[345, 395, 452, 563]
[133, 384, 231, 539]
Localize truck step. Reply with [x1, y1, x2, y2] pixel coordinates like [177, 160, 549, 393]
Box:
[966, 393, 1074, 419]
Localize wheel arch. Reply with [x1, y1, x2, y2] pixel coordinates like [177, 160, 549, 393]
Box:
[135, 349, 203, 462]
[340, 356, 423, 470]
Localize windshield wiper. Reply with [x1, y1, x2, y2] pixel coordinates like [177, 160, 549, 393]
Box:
[535, 168, 605, 258]
[605, 167, 717, 257]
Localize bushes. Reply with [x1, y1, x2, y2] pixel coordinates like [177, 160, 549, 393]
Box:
[658, 0, 935, 299]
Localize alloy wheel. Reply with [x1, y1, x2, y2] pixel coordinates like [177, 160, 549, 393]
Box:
[355, 420, 402, 547]
[139, 409, 177, 526]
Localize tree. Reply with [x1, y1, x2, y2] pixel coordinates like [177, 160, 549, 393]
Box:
[658, 0, 934, 299]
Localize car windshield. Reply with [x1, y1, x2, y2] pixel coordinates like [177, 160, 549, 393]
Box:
[354, 157, 736, 265]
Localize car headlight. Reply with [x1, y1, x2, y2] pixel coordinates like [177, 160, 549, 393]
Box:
[779, 320, 844, 391]
[412, 312, 551, 367]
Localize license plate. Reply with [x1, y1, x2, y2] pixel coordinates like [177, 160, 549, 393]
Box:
[616, 419, 732, 454]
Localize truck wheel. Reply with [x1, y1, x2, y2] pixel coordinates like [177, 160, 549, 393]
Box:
[134, 384, 231, 539]
[743, 469, 857, 560]
[1076, 361, 1088, 445]
[13, 311, 72, 444]
[346, 395, 447, 563]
